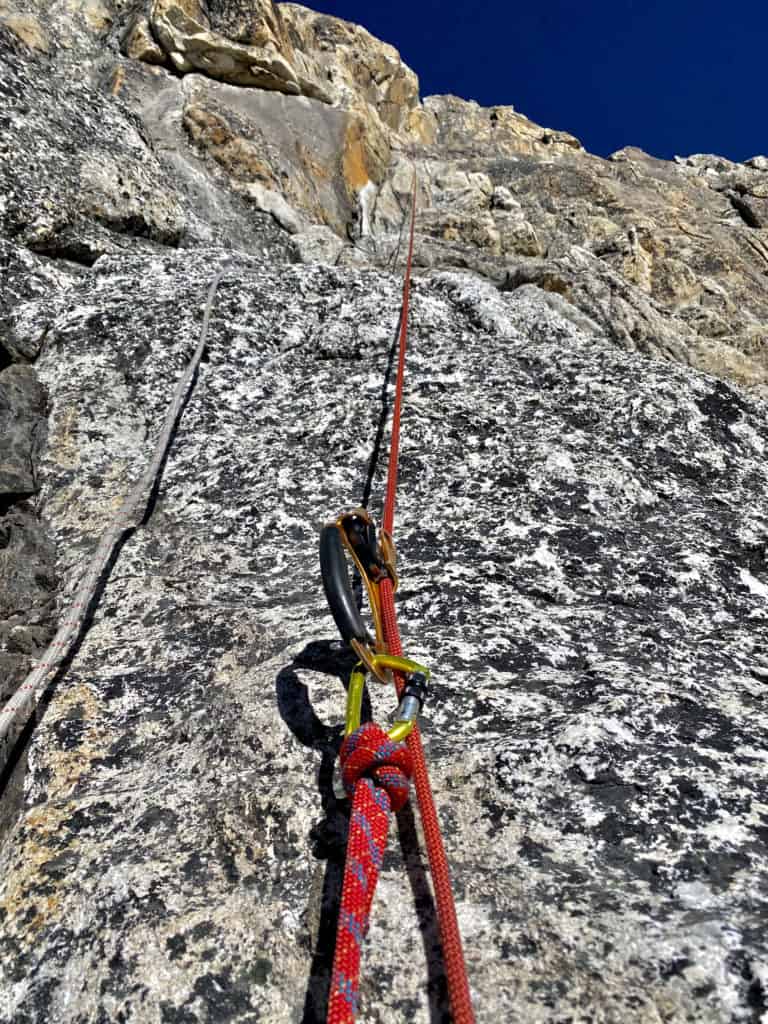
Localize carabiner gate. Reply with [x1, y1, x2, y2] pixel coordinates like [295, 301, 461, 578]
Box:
[320, 508, 429, 736]
[319, 508, 398, 680]
[346, 655, 431, 743]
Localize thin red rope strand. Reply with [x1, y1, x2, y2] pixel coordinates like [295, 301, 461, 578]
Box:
[380, 177, 476, 1023]
[328, 174, 474, 1024]
[382, 176, 418, 537]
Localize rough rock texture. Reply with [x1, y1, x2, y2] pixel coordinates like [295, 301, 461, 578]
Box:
[0, 497, 57, 707]
[0, 27, 186, 263]
[0, 0, 113, 57]
[0, 250, 767, 1023]
[0, 241, 79, 362]
[6, 0, 764, 392]
[0, 23, 301, 261]
[0, 238, 71, 722]
[0, 348, 56, 707]
[358, 101, 768, 393]
[180, 76, 356, 235]
[2, 2, 768, 1022]
[149, 0, 326, 97]
[105, 1, 768, 393]
[0, 364, 45, 494]
[279, 3, 423, 138]
[124, 15, 166, 66]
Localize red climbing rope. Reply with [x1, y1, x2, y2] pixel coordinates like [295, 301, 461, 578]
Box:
[328, 724, 414, 1023]
[328, 178, 475, 1023]
[379, 177, 475, 1024]
[378, 586, 475, 1023]
[381, 176, 416, 539]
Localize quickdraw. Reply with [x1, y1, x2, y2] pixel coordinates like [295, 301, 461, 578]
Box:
[319, 508, 429, 742]
[315, 174, 474, 1024]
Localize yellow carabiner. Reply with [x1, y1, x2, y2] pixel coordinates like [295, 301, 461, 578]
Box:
[344, 654, 431, 743]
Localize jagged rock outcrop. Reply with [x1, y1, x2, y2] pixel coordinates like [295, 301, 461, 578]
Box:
[1, 3, 768, 1022]
[5, 0, 767, 391]
[148, 0, 329, 98]
[114, 1, 768, 393]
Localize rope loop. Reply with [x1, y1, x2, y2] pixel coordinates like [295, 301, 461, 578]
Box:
[340, 723, 413, 812]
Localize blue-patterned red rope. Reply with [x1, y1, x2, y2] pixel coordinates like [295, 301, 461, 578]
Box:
[327, 724, 413, 1024]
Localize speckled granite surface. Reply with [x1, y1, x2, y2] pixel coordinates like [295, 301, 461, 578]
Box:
[0, 251, 766, 1022]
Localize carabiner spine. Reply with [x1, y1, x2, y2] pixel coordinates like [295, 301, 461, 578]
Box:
[320, 508, 410, 687]
[337, 518, 386, 649]
[319, 522, 373, 648]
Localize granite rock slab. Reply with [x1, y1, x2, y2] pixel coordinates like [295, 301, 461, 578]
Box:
[0, 251, 766, 1022]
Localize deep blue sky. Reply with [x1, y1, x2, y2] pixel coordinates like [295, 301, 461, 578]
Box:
[299, 1, 766, 162]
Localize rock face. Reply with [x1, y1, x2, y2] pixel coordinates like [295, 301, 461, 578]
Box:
[4, 0, 766, 393]
[112, 0, 768, 394]
[0, 493, 56, 711]
[1, 250, 767, 1023]
[0, 28, 186, 263]
[1, 3, 768, 1023]
[149, 0, 321, 96]
[0, 364, 45, 494]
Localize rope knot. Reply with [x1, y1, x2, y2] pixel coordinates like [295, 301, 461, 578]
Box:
[339, 722, 413, 812]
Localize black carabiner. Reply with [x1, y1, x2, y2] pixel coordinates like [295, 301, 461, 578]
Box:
[319, 519, 372, 648]
[319, 509, 395, 654]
